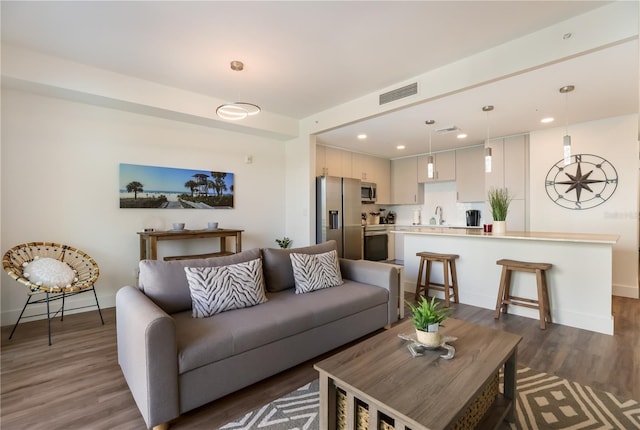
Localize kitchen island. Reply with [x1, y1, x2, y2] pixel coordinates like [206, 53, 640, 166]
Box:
[393, 228, 619, 335]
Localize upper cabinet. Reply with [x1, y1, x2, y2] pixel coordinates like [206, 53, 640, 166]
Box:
[417, 151, 456, 183]
[316, 145, 391, 204]
[316, 145, 327, 177]
[484, 134, 529, 228]
[316, 146, 352, 178]
[485, 135, 527, 199]
[391, 157, 424, 205]
[352, 152, 391, 204]
[455, 146, 485, 202]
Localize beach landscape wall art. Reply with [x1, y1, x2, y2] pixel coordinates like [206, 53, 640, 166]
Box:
[119, 163, 235, 209]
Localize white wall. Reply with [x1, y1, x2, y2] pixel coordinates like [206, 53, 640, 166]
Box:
[529, 115, 639, 298]
[0, 88, 288, 325]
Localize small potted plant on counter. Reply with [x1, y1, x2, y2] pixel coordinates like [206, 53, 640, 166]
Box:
[407, 296, 451, 347]
[275, 237, 292, 249]
[487, 187, 512, 234]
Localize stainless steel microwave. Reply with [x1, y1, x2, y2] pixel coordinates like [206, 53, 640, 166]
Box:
[361, 182, 377, 203]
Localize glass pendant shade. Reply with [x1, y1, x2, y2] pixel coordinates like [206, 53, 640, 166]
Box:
[563, 135, 571, 165]
[485, 147, 492, 173]
[560, 85, 574, 166]
[427, 155, 434, 179]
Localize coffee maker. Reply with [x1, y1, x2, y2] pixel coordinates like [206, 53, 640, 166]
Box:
[466, 210, 481, 227]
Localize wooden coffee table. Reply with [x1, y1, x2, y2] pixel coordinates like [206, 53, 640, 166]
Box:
[314, 318, 521, 430]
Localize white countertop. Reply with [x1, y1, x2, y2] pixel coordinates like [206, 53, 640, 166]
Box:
[391, 227, 619, 244]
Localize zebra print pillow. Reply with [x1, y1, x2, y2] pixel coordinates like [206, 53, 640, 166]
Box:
[184, 258, 268, 318]
[289, 250, 343, 294]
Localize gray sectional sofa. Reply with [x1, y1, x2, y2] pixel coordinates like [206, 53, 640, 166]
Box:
[116, 240, 399, 430]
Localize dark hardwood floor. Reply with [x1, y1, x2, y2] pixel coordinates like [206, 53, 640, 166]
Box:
[1, 295, 638, 429]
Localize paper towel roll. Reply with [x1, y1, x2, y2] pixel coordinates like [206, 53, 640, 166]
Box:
[413, 209, 421, 225]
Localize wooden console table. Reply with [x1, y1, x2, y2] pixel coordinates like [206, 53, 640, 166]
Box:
[137, 229, 243, 261]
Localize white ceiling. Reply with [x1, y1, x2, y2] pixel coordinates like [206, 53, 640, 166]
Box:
[1, 1, 638, 158]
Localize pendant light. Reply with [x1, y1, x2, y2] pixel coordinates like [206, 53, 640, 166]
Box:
[216, 61, 261, 121]
[425, 120, 435, 179]
[483, 105, 494, 173]
[560, 85, 574, 165]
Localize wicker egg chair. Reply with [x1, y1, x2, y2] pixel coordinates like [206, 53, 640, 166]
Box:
[2, 242, 104, 345]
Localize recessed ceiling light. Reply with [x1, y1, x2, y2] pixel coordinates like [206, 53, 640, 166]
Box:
[456, 133, 467, 139]
[541, 117, 555, 124]
[357, 134, 367, 140]
[396, 145, 405, 150]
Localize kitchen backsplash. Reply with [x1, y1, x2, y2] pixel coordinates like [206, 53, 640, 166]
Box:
[362, 181, 485, 226]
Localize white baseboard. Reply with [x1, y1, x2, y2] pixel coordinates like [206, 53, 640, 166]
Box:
[612, 283, 639, 299]
[1, 293, 115, 327]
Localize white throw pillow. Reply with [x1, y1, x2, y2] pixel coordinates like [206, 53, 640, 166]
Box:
[184, 258, 268, 318]
[289, 249, 343, 294]
[22, 257, 77, 288]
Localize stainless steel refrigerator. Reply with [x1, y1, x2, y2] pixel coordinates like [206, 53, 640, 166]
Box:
[316, 176, 363, 259]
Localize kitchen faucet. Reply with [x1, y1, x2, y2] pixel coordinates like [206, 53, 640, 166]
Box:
[435, 206, 444, 225]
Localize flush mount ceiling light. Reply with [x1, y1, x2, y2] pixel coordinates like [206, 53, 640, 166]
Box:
[483, 105, 494, 173]
[560, 85, 575, 165]
[216, 61, 261, 121]
[357, 134, 368, 140]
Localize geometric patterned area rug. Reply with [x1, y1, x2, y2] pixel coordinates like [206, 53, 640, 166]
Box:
[220, 368, 640, 430]
[512, 367, 640, 429]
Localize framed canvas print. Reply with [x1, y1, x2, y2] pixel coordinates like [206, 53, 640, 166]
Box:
[119, 163, 234, 209]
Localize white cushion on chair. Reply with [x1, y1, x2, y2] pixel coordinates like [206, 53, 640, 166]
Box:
[23, 257, 76, 288]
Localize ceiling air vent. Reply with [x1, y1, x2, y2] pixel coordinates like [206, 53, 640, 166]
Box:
[435, 125, 460, 134]
[379, 82, 418, 105]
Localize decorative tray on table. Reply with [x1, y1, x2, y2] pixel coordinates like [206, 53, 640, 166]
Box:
[398, 332, 457, 360]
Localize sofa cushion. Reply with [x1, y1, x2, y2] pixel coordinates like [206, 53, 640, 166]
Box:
[173, 280, 388, 374]
[138, 248, 262, 314]
[290, 249, 343, 294]
[261, 240, 337, 292]
[185, 258, 268, 318]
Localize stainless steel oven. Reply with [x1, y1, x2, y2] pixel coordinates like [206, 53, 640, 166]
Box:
[364, 225, 388, 261]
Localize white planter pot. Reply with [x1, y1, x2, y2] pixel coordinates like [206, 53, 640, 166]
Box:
[493, 220, 506, 234]
[416, 329, 441, 347]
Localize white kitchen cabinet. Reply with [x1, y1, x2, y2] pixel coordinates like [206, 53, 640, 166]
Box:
[351, 152, 368, 181]
[455, 146, 485, 202]
[316, 145, 327, 176]
[503, 135, 527, 199]
[386, 226, 395, 261]
[484, 134, 529, 229]
[317, 146, 352, 178]
[351, 153, 391, 204]
[391, 157, 424, 205]
[417, 151, 456, 182]
[370, 156, 391, 204]
[393, 232, 404, 262]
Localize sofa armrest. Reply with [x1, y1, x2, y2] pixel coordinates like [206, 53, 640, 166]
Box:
[339, 259, 399, 325]
[116, 286, 179, 429]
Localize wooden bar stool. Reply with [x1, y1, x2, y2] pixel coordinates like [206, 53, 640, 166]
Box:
[495, 259, 553, 329]
[414, 251, 459, 307]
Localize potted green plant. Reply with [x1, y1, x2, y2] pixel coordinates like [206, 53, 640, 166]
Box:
[275, 237, 292, 249]
[487, 187, 512, 234]
[407, 296, 451, 347]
